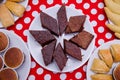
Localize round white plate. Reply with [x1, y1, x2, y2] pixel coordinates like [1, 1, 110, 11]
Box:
[0, 0, 29, 27]
[0, 29, 31, 80]
[27, 5, 96, 72]
[87, 39, 120, 80]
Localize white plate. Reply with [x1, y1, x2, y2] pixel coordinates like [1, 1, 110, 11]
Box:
[0, 0, 29, 27]
[87, 39, 120, 80]
[27, 5, 96, 72]
[0, 29, 31, 80]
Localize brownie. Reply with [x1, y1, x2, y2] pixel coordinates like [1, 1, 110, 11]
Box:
[42, 40, 56, 66]
[66, 15, 86, 33]
[64, 40, 82, 61]
[65, 25, 72, 34]
[70, 30, 94, 49]
[57, 4, 68, 35]
[29, 30, 55, 46]
[40, 11, 59, 36]
[53, 43, 68, 71]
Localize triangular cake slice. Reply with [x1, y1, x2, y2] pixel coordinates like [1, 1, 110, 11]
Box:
[64, 40, 82, 61]
[42, 40, 56, 66]
[65, 15, 86, 33]
[65, 25, 72, 34]
[70, 30, 94, 49]
[53, 43, 68, 71]
[5, 1, 25, 17]
[40, 11, 59, 36]
[29, 30, 55, 46]
[57, 4, 68, 35]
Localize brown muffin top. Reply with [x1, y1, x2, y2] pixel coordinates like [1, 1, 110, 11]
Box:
[0, 32, 8, 51]
[0, 56, 3, 69]
[4, 47, 24, 68]
[0, 68, 18, 80]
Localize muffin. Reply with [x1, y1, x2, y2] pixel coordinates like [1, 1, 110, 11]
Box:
[4, 47, 24, 69]
[0, 55, 4, 70]
[0, 31, 9, 52]
[0, 68, 18, 80]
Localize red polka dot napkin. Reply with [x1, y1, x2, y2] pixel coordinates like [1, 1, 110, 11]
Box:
[7, 0, 115, 80]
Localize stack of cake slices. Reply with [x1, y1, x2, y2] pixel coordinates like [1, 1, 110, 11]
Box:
[30, 4, 94, 71]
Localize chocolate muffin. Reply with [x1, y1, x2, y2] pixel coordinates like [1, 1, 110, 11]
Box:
[57, 4, 68, 35]
[53, 43, 68, 71]
[70, 30, 94, 49]
[29, 30, 55, 46]
[42, 40, 56, 66]
[0, 56, 3, 70]
[65, 15, 86, 33]
[4, 47, 24, 69]
[40, 11, 59, 36]
[64, 40, 82, 61]
[0, 31, 9, 52]
[0, 68, 18, 80]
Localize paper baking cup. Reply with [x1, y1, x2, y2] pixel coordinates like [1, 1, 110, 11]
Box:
[3, 47, 24, 69]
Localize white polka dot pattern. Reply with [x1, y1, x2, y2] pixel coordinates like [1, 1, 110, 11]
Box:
[36, 68, 44, 75]
[44, 74, 51, 80]
[98, 39, 105, 45]
[91, 8, 97, 15]
[28, 75, 35, 80]
[76, 0, 83, 3]
[16, 24, 23, 30]
[75, 72, 82, 79]
[32, 11, 39, 17]
[26, 5, 31, 12]
[83, 3, 90, 9]
[32, 0, 39, 5]
[60, 73, 67, 80]
[47, 0, 54, 4]
[98, 14, 105, 21]
[39, 5, 46, 11]
[98, 26, 104, 33]
[105, 33, 112, 39]
[24, 17, 31, 24]
[62, 0, 68, 4]
[91, 20, 97, 27]
[31, 61, 36, 68]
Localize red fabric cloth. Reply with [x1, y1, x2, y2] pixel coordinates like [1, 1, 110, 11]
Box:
[7, 0, 115, 80]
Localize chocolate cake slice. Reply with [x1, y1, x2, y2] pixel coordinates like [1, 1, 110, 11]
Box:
[65, 15, 86, 33]
[53, 43, 68, 71]
[70, 30, 94, 49]
[65, 26, 71, 34]
[42, 40, 56, 66]
[57, 4, 68, 35]
[40, 11, 59, 36]
[29, 30, 55, 46]
[64, 40, 82, 61]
